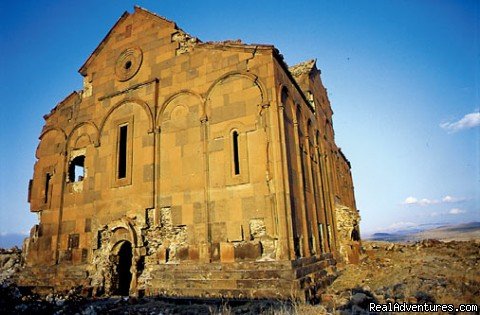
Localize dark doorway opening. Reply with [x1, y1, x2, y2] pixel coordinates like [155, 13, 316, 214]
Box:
[351, 226, 360, 241]
[115, 241, 132, 296]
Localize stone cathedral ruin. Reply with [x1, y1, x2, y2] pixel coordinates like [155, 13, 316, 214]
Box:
[19, 7, 361, 301]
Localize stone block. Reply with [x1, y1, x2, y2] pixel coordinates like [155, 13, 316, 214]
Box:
[193, 203, 204, 223]
[143, 164, 154, 182]
[175, 246, 189, 261]
[234, 242, 261, 261]
[220, 242, 235, 263]
[226, 223, 244, 242]
[61, 220, 76, 234]
[210, 222, 227, 243]
[156, 246, 168, 263]
[171, 206, 182, 225]
[188, 245, 199, 261]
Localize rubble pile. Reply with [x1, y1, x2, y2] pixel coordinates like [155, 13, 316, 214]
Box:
[0, 248, 294, 314]
[0, 250, 293, 315]
[0, 286, 295, 315]
[321, 240, 480, 313]
[0, 247, 22, 283]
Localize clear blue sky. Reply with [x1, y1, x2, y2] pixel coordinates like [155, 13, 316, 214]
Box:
[0, 0, 478, 243]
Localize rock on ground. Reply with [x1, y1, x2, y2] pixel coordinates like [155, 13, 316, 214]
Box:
[322, 240, 480, 314]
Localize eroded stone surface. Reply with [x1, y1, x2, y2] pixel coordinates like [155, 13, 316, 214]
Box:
[335, 204, 361, 264]
[19, 6, 360, 301]
[171, 30, 199, 55]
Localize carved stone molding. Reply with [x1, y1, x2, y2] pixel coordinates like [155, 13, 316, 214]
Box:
[115, 47, 143, 82]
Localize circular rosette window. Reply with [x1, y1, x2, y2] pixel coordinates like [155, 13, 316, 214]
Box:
[115, 48, 143, 82]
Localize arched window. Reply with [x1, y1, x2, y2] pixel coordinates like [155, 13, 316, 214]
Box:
[351, 225, 360, 241]
[44, 173, 52, 203]
[232, 130, 240, 175]
[118, 124, 128, 179]
[68, 155, 85, 182]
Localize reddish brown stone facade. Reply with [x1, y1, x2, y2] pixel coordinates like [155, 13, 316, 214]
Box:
[19, 7, 360, 301]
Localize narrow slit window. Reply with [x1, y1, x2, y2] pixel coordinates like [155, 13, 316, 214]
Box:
[28, 179, 33, 203]
[68, 156, 85, 182]
[44, 173, 51, 203]
[232, 131, 240, 175]
[118, 125, 128, 179]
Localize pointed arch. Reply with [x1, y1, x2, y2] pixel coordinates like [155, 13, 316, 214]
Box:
[99, 98, 154, 136]
[205, 71, 266, 121]
[279, 85, 290, 107]
[66, 121, 100, 148]
[36, 127, 67, 159]
[39, 126, 67, 141]
[280, 86, 297, 123]
[108, 216, 140, 248]
[206, 71, 266, 104]
[156, 89, 204, 128]
[295, 104, 304, 128]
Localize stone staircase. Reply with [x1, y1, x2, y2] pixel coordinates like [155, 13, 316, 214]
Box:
[16, 254, 338, 301]
[144, 253, 338, 302]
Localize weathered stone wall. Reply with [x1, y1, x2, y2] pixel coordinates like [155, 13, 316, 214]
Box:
[20, 6, 360, 301]
[334, 204, 361, 264]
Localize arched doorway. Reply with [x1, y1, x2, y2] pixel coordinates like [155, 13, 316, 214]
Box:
[351, 226, 360, 241]
[113, 241, 132, 296]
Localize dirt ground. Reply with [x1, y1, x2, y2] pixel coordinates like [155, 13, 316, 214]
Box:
[1, 240, 479, 314]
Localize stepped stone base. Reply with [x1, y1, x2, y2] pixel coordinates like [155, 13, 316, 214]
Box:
[16, 254, 337, 302]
